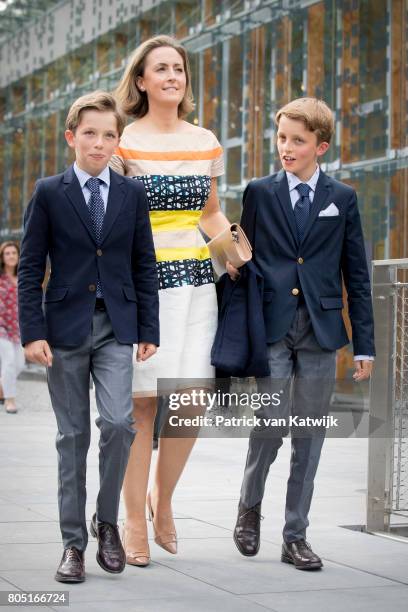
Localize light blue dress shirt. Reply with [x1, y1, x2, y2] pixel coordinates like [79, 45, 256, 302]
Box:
[73, 162, 110, 212]
[286, 165, 320, 209]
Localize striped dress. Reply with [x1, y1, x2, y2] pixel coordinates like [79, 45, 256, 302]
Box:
[110, 125, 224, 396]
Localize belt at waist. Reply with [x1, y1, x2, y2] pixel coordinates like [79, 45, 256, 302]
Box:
[297, 292, 306, 307]
[95, 298, 106, 311]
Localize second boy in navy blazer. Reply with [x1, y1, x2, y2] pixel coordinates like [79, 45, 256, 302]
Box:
[232, 97, 375, 570]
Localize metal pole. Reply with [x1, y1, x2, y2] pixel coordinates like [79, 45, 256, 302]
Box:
[366, 262, 397, 532]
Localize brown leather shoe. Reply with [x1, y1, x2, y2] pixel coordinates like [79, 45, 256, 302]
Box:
[233, 502, 262, 556]
[90, 513, 125, 573]
[55, 547, 85, 583]
[281, 540, 323, 570]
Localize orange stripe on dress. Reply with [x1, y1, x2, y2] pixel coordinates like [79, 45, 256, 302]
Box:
[114, 146, 223, 161]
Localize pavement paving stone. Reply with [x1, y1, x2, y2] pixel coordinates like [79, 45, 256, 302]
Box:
[241, 585, 408, 612]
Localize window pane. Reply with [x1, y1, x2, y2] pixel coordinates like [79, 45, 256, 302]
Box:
[227, 146, 242, 185]
[228, 35, 243, 139]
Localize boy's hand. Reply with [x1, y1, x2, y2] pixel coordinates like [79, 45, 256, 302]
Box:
[226, 261, 240, 281]
[136, 342, 157, 362]
[353, 360, 373, 382]
[24, 340, 53, 367]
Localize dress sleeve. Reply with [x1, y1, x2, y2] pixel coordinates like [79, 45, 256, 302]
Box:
[210, 133, 225, 178]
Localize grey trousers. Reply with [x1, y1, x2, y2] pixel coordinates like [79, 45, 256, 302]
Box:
[240, 304, 337, 543]
[47, 310, 135, 550]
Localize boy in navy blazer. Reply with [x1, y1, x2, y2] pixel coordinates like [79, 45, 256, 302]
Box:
[232, 97, 375, 570]
[18, 91, 159, 582]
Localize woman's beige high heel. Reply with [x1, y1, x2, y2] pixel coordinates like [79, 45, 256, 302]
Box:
[121, 522, 151, 567]
[146, 492, 177, 554]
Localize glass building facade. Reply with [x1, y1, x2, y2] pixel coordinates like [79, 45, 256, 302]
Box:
[0, 0, 407, 375]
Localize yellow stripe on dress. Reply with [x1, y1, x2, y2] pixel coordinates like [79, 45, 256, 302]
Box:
[149, 210, 202, 232]
[114, 146, 223, 161]
[155, 245, 210, 262]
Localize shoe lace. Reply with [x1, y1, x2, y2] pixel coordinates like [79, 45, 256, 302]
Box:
[100, 523, 120, 551]
[240, 506, 264, 528]
[66, 548, 80, 563]
[296, 539, 312, 552]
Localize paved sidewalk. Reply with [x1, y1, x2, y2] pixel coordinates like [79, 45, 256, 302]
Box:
[0, 377, 407, 612]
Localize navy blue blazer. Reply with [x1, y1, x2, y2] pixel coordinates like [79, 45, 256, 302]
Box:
[18, 165, 159, 348]
[240, 169, 375, 356]
[212, 261, 270, 378]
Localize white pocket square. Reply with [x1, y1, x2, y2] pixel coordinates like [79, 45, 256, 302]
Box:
[318, 203, 339, 217]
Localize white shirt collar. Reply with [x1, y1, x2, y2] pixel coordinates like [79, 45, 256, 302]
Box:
[73, 162, 110, 189]
[286, 165, 320, 193]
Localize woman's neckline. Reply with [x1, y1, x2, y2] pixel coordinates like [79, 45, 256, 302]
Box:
[128, 130, 202, 136]
[126, 122, 204, 137]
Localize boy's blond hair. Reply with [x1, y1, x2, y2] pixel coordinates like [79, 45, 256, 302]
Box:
[275, 97, 334, 144]
[65, 91, 126, 136]
[115, 35, 194, 119]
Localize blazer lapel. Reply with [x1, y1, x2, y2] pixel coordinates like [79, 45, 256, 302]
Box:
[301, 170, 332, 245]
[273, 170, 298, 249]
[63, 165, 96, 243]
[100, 168, 126, 245]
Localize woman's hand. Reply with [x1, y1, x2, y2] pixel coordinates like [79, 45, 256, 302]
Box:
[226, 261, 240, 281]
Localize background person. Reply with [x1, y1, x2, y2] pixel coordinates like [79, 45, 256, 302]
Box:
[0, 241, 25, 414]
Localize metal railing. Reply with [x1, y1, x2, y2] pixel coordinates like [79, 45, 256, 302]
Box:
[367, 259, 408, 536]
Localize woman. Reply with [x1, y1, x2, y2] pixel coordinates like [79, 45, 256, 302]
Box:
[0, 241, 25, 414]
[111, 35, 230, 566]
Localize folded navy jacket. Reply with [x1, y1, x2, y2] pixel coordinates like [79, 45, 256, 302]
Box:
[211, 260, 270, 378]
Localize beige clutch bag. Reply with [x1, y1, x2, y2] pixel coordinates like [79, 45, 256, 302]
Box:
[207, 224, 252, 277]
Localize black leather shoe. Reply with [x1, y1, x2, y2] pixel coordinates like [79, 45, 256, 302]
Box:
[90, 513, 126, 574]
[233, 502, 263, 556]
[281, 540, 323, 570]
[55, 547, 85, 583]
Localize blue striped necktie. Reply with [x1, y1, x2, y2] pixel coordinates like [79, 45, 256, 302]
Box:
[86, 177, 105, 297]
[294, 183, 311, 243]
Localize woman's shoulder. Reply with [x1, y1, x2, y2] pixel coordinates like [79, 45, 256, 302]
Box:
[179, 123, 220, 142]
[118, 122, 139, 144]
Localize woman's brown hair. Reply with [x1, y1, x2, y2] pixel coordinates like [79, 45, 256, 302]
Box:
[0, 241, 20, 276]
[115, 35, 195, 119]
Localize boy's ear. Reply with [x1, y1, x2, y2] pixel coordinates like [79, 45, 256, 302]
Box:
[316, 141, 330, 157]
[65, 129, 75, 149]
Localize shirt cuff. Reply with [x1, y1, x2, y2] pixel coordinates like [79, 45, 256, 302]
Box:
[354, 355, 375, 361]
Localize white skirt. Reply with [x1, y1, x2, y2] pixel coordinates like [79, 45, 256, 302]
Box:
[132, 283, 218, 396]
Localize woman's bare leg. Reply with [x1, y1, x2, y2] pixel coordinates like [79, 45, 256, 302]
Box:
[122, 396, 157, 562]
[149, 389, 206, 548]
